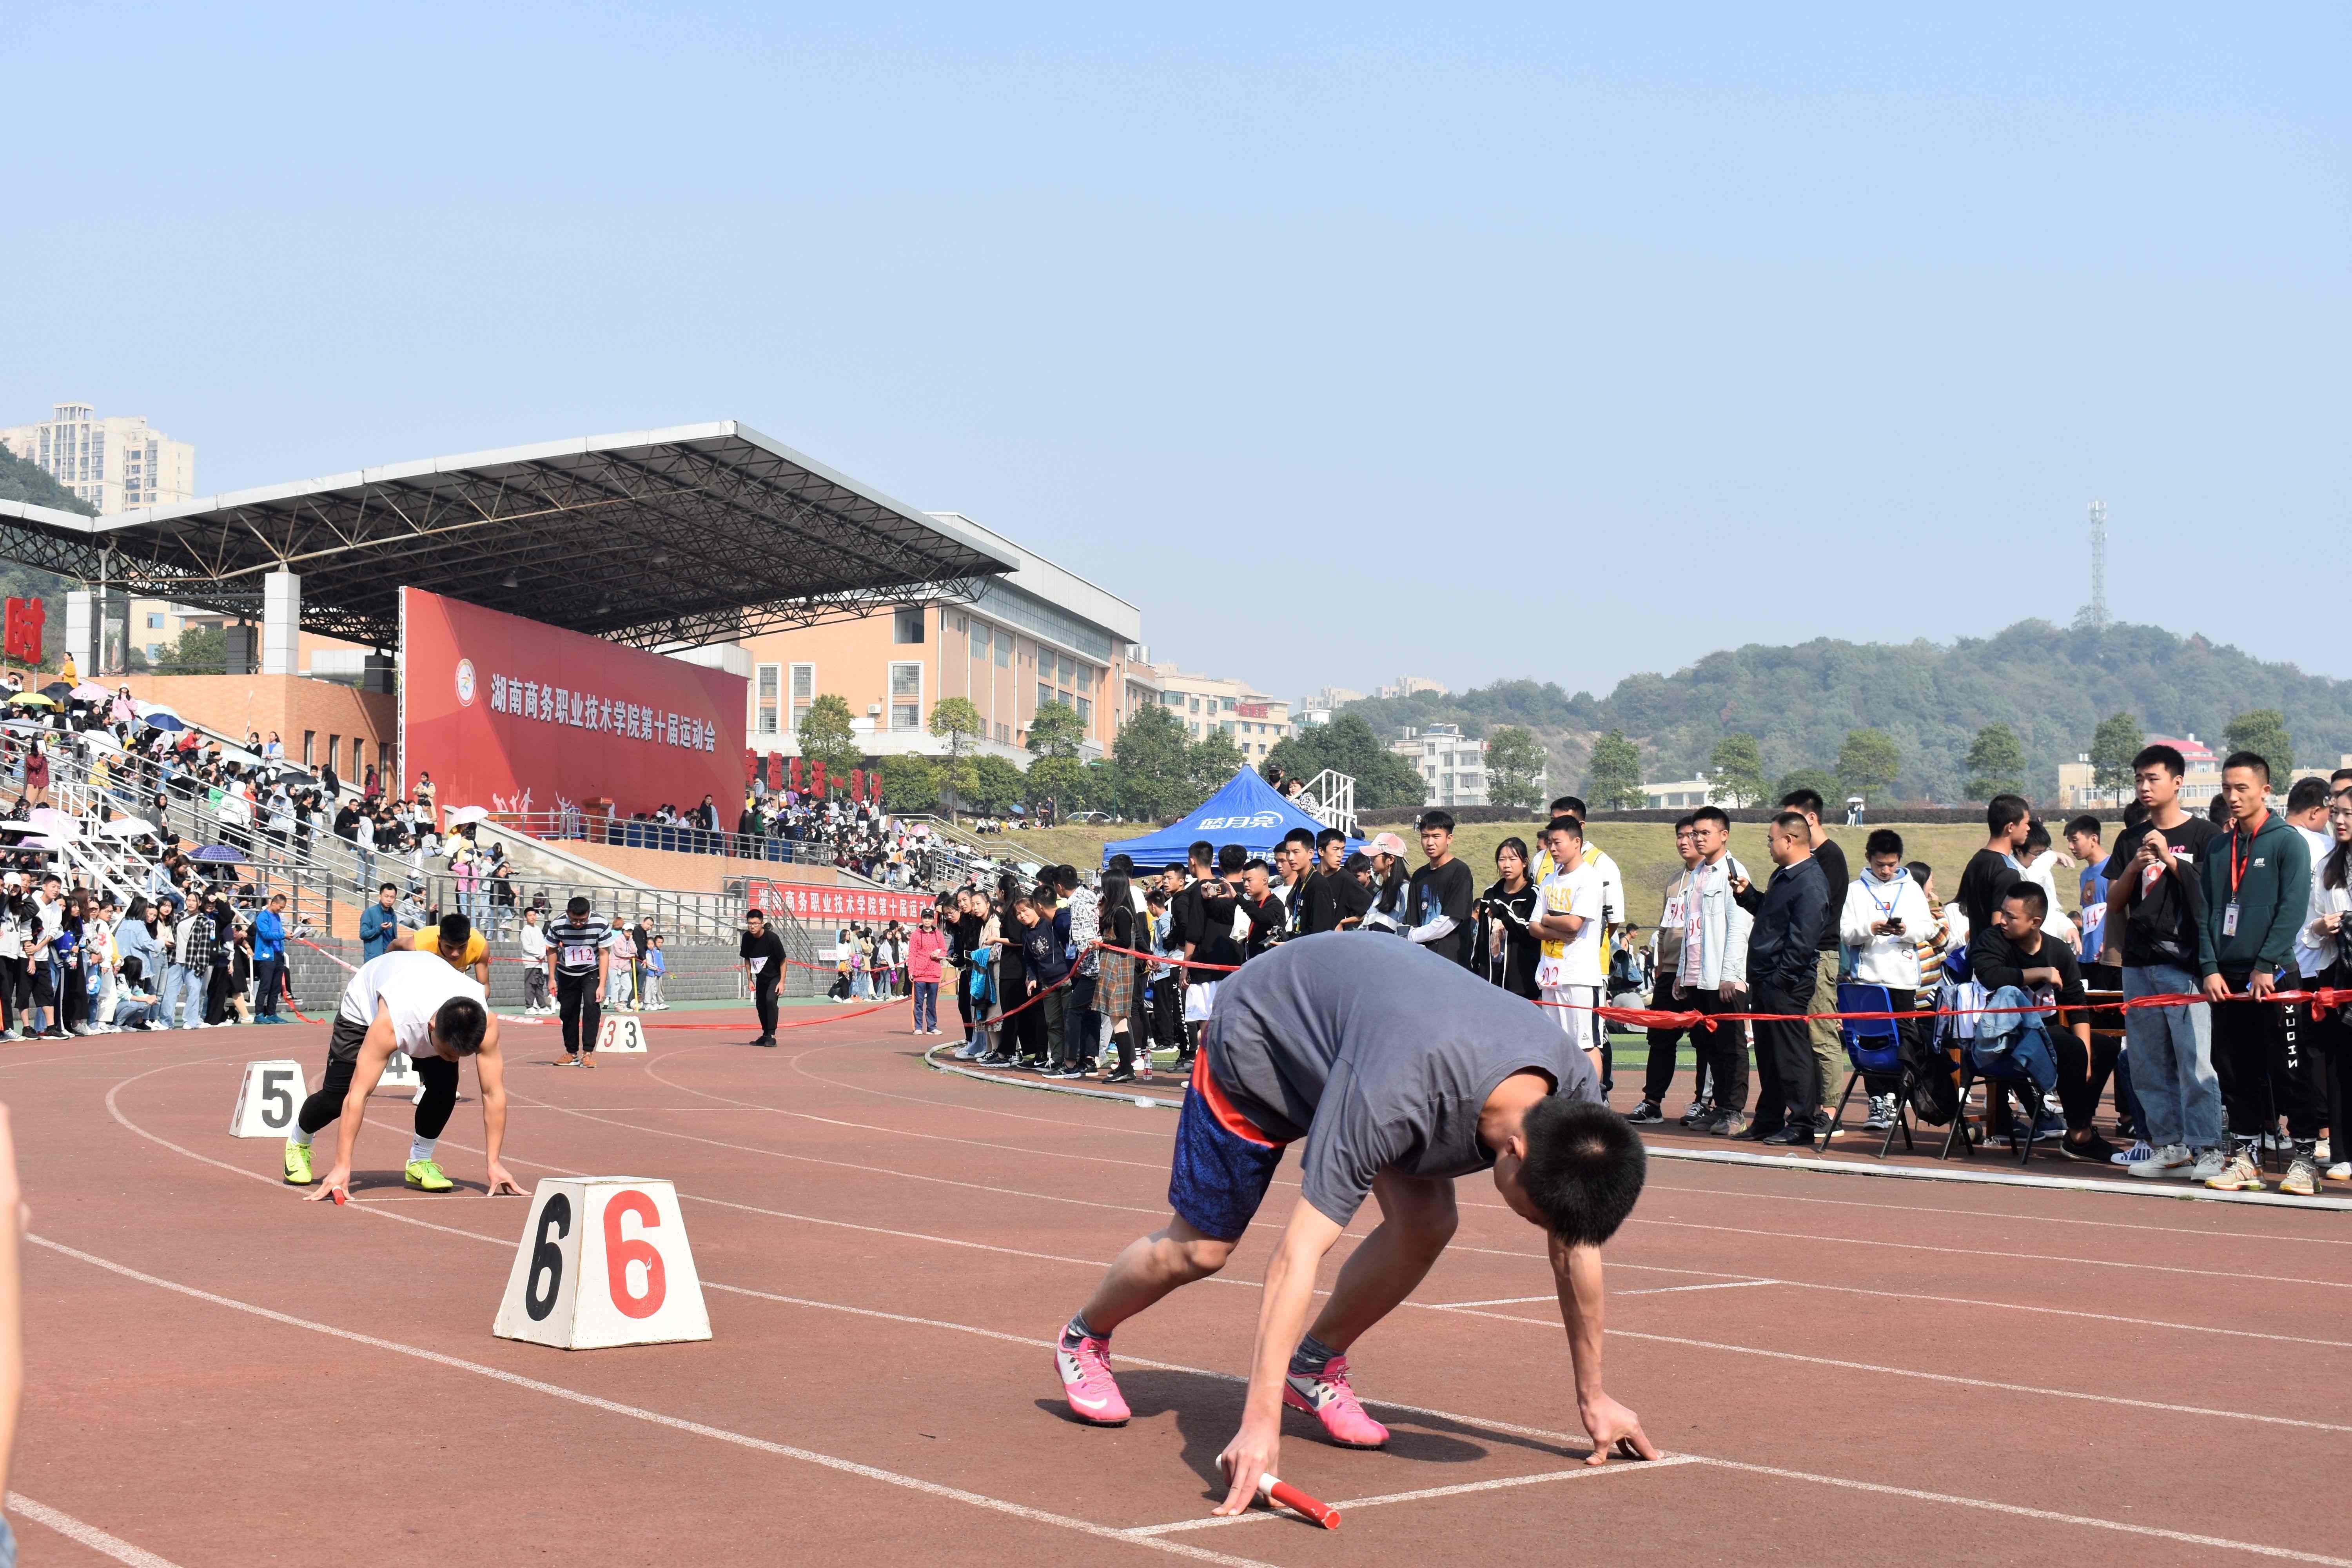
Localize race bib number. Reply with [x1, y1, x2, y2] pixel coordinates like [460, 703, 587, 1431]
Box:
[747, 956, 768, 975]
[563, 944, 597, 967]
[1660, 897, 1685, 929]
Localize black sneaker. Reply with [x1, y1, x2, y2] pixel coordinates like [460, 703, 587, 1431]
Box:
[1702, 1110, 1740, 1136]
[1679, 1101, 1716, 1127]
[1625, 1101, 1665, 1124]
[2058, 1132, 2118, 1163]
[754, 1035, 779, 1048]
[1103, 1069, 1136, 1084]
[1761, 1125, 1815, 1147]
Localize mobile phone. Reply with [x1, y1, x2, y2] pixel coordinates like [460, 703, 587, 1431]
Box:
[1886, 916, 1904, 933]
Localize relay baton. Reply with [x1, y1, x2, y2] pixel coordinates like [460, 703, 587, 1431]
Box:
[1256, 1473, 1339, 1530]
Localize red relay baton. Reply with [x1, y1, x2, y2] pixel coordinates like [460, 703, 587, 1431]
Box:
[1256, 1473, 1339, 1530]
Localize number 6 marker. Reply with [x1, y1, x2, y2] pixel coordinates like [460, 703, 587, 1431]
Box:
[492, 1178, 710, 1349]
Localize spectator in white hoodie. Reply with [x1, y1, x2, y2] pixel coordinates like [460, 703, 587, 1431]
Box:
[1838, 829, 1936, 1130]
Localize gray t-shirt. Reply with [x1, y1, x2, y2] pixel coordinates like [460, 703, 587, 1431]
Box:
[1204, 933, 1602, 1225]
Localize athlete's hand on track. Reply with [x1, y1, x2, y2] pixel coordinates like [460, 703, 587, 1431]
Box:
[306, 1165, 352, 1203]
[1213, 1420, 1279, 1515]
[1578, 1393, 1659, 1465]
[484, 1163, 523, 1196]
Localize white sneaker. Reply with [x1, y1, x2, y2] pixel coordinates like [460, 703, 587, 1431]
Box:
[2188, 1147, 2230, 1183]
[2326, 1162, 2350, 1185]
[2129, 1142, 2192, 1179]
[2111, 1139, 2156, 1168]
[2318, 1137, 2332, 1163]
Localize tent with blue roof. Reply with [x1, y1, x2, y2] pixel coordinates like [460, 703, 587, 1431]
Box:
[1100, 768, 1359, 869]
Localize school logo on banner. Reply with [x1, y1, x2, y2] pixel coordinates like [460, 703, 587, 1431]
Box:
[455, 658, 478, 706]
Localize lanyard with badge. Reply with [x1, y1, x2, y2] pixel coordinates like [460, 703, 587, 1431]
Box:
[2223, 813, 2264, 938]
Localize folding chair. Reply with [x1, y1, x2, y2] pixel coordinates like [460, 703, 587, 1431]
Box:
[1943, 1035, 2055, 1165]
[1824, 982, 1913, 1156]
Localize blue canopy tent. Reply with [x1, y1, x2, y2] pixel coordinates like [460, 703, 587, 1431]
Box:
[1100, 768, 1360, 869]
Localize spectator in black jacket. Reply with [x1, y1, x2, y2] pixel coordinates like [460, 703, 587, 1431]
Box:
[1735, 810, 1830, 1145]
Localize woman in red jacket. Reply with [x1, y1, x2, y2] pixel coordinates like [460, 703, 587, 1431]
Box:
[907, 909, 948, 1035]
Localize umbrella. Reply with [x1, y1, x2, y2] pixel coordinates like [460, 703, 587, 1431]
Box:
[0, 721, 46, 735]
[69, 683, 107, 701]
[444, 805, 490, 827]
[37, 682, 71, 701]
[192, 844, 247, 864]
[132, 700, 179, 719]
[142, 713, 186, 733]
[6, 693, 57, 710]
[82, 729, 123, 753]
[97, 817, 161, 839]
[25, 808, 78, 841]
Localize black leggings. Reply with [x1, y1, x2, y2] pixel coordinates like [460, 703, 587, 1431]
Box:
[754, 978, 779, 1037]
[298, 1052, 460, 1139]
[558, 971, 601, 1056]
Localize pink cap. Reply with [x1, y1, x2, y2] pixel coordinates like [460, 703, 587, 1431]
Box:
[1369, 831, 1410, 858]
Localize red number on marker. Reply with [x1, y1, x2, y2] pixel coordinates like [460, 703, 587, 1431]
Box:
[603, 1189, 668, 1319]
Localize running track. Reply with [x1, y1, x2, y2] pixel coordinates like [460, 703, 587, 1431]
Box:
[11, 1007, 2352, 1566]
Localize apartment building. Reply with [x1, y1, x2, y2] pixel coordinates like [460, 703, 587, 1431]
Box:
[733, 512, 1143, 767]
[2057, 732, 2221, 809]
[1, 403, 194, 515]
[1392, 724, 1490, 808]
[1141, 664, 1293, 759]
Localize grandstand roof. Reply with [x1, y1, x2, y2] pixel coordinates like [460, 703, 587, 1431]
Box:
[0, 422, 1020, 650]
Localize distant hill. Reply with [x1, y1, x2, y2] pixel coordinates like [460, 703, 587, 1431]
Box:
[1338, 621, 2352, 802]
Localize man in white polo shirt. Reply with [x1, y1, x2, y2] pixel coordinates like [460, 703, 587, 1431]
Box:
[1533, 815, 1608, 1087]
[282, 949, 520, 1201]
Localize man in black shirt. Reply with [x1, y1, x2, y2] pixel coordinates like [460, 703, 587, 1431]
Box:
[1781, 788, 1851, 1132]
[1736, 811, 1829, 1144]
[1405, 811, 1475, 967]
[2096, 744, 2223, 1179]
[1956, 794, 2032, 935]
[1304, 826, 1371, 934]
[1967, 883, 2089, 1147]
[739, 907, 788, 1047]
[1169, 840, 1214, 1065]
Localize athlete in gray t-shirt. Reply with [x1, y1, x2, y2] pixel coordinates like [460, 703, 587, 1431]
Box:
[1053, 933, 1656, 1516]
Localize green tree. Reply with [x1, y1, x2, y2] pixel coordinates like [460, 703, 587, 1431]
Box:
[1836, 728, 1902, 806]
[2089, 711, 2143, 799]
[877, 753, 940, 813]
[797, 693, 863, 787]
[1708, 732, 1769, 807]
[1264, 712, 1427, 809]
[1025, 700, 1088, 761]
[1110, 703, 1194, 822]
[1583, 729, 1644, 811]
[156, 623, 227, 675]
[1483, 725, 1548, 809]
[1186, 730, 1247, 800]
[1025, 755, 1089, 815]
[1964, 722, 2028, 800]
[927, 696, 985, 820]
[966, 753, 1025, 813]
[1775, 767, 1841, 807]
[2224, 708, 2294, 775]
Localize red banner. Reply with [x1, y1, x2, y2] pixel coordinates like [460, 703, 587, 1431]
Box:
[399, 587, 748, 819]
[4, 597, 44, 666]
[744, 878, 932, 925]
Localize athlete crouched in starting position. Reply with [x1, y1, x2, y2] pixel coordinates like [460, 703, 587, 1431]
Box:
[282, 949, 521, 1200]
[1056, 932, 1656, 1514]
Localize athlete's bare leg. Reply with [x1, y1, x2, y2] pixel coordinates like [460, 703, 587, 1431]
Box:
[1305, 1171, 1457, 1351]
[1076, 1215, 1235, 1335]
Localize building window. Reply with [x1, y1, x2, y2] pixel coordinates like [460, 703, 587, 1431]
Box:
[1189, 697, 1201, 713]
[995, 632, 1011, 668]
[970, 624, 988, 662]
[327, 735, 340, 776]
[996, 722, 1011, 743]
[889, 662, 922, 730]
[893, 606, 926, 645]
[1037, 682, 1054, 713]
[754, 664, 781, 735]
[789, 663, 815, 731]
[1076, 697, 1091, 726]
[145, 612, 162, 630]
[302, 731, 315, 766]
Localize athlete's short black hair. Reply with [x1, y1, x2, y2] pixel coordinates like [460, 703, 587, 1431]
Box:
[1280, 827, 1316, 851]
[438, 912, 472, 949]
[566, 895, 592, 916]
[2223, 750, 2271, 783]
[1519, 1096, 1646, 1249]
[1779, 787, 1826, 818]
[433, 996, 488, 1057]
[1419, 809, 1455, 834]
[2288, 777, 2328, 814]
[1315, 826, 1348, 849]
[1864, 828, 1904, 860]
[2003, 882, 2050, 923]
[1691, 806, 1729, 831]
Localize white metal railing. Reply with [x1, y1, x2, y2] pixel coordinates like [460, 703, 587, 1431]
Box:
[1298, 769, 1357, 836]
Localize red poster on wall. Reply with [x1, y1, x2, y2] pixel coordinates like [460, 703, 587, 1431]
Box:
[399, 588, 748, 818]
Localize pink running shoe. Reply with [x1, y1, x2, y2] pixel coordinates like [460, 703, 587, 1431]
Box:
[1056, 1334, 1131, 1426]
[1281, 1354, 1389, 1448]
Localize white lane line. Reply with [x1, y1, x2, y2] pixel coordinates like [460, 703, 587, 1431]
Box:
[1647, 1181, 2352, 1250]
[1764, 1276, 2352, 1351]
[1646, 1145, 2352, 1214]
[95, 1067, 2352, 1564]
[1691, 1458, 2352, 1568]
[1617, 1280, 1784, 1297]
[1633, 1216, 2352, 1290]
[788, 1041, 1174, 1138]
[1122, 1456, 1704, 1535]
[25, 1235, 1279, 1568]
[1428, 1305, 2352, 1434]
[7, 1493, 184, 1566]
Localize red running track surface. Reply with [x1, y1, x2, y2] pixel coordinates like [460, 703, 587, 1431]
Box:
[7, 1005, 2352, 1566]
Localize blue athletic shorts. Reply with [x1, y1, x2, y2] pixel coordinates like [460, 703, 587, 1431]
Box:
[1168, 1069, 1289, 1243]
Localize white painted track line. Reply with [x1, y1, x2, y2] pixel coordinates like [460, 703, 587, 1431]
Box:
[8, 1493, 184, 1566]
[1123, 1457, 1703, 1535]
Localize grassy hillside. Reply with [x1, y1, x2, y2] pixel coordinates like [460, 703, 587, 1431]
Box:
[1340, 620, 2352, 804]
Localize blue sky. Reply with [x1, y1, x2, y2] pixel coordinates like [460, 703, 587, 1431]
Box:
[7, 4, 2346, 700]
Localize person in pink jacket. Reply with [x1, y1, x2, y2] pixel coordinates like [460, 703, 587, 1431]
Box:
[907, 909, 948, 1035]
